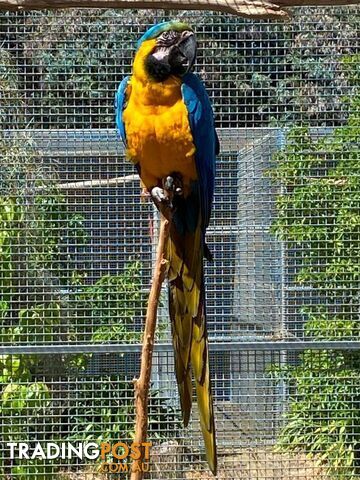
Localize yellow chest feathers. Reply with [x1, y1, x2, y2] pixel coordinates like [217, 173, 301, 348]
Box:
[122, 40, 197, 188]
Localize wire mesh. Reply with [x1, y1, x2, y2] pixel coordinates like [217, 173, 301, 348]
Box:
[0, 5, 359, 479]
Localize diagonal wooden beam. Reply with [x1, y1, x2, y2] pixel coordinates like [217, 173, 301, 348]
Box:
[0, 0, 358, 19]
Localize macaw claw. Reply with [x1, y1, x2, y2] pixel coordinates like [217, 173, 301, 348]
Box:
[151, 186, 167, 203]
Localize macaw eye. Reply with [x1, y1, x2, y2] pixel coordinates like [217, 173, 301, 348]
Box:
[160, 31, 177, 41]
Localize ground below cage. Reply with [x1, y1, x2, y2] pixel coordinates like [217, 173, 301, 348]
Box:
[60, 446, 328, 480]
[185, 448, 328, 480]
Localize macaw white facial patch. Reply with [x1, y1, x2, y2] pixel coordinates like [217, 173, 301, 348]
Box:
[152, 47, 169, 61]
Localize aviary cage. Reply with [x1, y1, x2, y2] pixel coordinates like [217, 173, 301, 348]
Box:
[0, 5, 359, 479]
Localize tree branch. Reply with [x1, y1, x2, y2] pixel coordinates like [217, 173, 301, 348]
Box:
[0, 0, 357, 18]
[0, 0, 282, 18]
[131, 214, 170, 480]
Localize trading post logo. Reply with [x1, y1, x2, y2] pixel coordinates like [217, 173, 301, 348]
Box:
[99, 442, 152, 473]
[7, 441, 152, 474]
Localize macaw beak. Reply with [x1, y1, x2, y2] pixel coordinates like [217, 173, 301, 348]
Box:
[176, 30, 197, 73]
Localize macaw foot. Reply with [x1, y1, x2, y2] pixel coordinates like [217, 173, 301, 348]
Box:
[150, 187, 173, 220]
[163, 173, 183, 196]
[151, 173, 183, 204]
[150, 173, 183, 218]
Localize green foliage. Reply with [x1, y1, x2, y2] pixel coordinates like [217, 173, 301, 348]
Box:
[0, 129, 154, 479]
[271, 351, 360, 478]
[266, 10, 359, 126]
[0, 49, 23, 126]
[0, 100, 171, 479]
[68, 378, 179, 446]
[2, 8, 358, 129]
[73, 262, 145, 344]
[0, 133, 85, 325]
[0, 375, 54, 478]
[0, 168, 159, 477]
[270, 55, 360, 478]
[13, 9, 143, 129]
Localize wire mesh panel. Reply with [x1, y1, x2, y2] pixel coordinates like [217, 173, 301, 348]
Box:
[1, 348, 360, 479]
[0, 5, 359, 479]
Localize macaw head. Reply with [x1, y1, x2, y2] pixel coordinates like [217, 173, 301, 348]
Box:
[135, 21, 197, 82]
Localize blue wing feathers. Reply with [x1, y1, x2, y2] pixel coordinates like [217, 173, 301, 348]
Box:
[181, 73, 217, 232]
[115, 76, 130, 147]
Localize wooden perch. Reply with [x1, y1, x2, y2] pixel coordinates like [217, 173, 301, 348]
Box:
[131, 214, 170, 480]
[0, 0, 359, 19]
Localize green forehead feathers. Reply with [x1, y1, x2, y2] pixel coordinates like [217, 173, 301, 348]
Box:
[137, 21, 192, 49]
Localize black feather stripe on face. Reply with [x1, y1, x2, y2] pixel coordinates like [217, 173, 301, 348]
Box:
[144, 54, 171, 82]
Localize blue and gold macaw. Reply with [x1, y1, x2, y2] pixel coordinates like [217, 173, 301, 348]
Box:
[115, 21, 218, 474]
